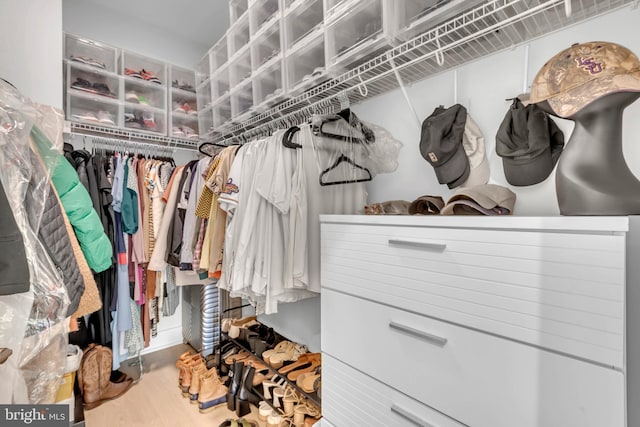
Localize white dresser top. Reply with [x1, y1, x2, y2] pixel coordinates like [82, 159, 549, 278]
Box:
[320, 215, 630, 233]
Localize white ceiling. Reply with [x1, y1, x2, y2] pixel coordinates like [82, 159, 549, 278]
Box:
[79, 0, 230, 48]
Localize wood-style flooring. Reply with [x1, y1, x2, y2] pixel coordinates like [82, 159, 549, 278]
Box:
[84, 344, 266, 427]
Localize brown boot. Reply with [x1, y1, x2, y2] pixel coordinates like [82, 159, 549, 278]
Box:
[188, 363, 207, 403]
[178, 354, 202, 389]
[79, 345, 133, 410]
[197, 369, 228, 414]
[181, 360, 204, 397]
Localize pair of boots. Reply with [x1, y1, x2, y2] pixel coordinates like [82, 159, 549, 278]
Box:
[227, 361, 260, 417]
[176, 352, 202, 395]
[77, 344, 134, 409]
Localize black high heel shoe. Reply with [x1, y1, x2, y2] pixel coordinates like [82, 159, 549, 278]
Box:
[235, 365, 260, 418]
[226, 361, 244, 411]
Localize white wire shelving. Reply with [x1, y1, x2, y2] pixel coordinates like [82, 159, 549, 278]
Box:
[208, 0, 634, 144]
[68, 122, 199, 151]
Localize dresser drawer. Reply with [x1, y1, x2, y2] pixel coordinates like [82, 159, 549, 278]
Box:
[321, 222, 625, 368]
[322, 353, 465, 427]
[321, 289, 625, 427]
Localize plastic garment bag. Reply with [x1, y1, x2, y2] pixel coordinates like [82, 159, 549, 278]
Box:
[309, 109, 402, 185]
[0, 80, 70, 403]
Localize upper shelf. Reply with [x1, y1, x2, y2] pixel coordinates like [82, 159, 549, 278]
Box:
[210, 0, 634, 141]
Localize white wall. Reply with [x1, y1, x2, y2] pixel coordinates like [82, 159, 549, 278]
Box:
[62, 0, 209, 69]
[0, 0, 63, 108]
[355, 5, 640, 216]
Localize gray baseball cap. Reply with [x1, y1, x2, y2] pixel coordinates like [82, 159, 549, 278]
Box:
[495, 99, 564, 186]
[420, 104, 469, 189]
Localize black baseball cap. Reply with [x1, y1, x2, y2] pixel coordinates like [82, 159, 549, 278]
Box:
[420, 104, 470, 189]
[495, 98, 564, 186]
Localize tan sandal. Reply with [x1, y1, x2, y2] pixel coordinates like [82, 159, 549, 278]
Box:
[296, 370, 321, 393]
[282, 386, 302, 417]
[262, 341, 292, 365]
[293, 401, 321, 427]
[278, 353, 320, 379]
[224, 350, 251, 366]
[270, 343, 308, 369]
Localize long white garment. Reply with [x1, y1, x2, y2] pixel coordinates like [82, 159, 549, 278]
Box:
[148, 166, 184, 272]
[180, 158, 210, 266]
[256, 132, 310, 304]
[218, 145, 247, 292]
[236, 140, 267, 294]
[300, 124, 367, 293]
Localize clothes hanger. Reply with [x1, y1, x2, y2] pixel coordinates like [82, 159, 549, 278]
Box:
[319, 154, 372, 186]
[282, 125, 302, 149]
[198, 141, 227, 157]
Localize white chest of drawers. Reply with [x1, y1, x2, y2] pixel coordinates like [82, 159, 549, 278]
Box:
[320, 215, 640, 427]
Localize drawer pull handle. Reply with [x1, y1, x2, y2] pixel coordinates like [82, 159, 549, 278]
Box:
[391, 404, 435, 427]
[389, 321, 448, 346]
[388, 239, 447, 251]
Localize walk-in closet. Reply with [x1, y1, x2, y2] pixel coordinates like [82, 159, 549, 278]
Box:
[2, 0, 640, 426]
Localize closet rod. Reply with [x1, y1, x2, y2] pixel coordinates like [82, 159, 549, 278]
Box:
[68, 122, 199, 151]
[88, 136, 177, 156]
[219, 92, 351, 145]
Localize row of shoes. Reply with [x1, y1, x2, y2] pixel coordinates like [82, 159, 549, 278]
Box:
[125, 68, 162, 85]
[218, 317, 322, 426]
[72, 110, 116, 126]
[221, 346, 321, 427]
[71, 77, 116, 98]
[172, 126, 199, 139]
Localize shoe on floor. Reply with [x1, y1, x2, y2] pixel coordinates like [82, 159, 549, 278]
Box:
[218, 418, 257, 427]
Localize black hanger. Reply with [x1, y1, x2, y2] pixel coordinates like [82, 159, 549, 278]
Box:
[0, 77, 17, 90]
[312, 116, 367, 144]
[319, 154, 372, 186]
[198, 142, 229, 157]
[282, 126, 302, 149]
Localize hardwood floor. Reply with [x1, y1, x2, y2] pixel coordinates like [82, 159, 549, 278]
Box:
[84, 344, 266, 427]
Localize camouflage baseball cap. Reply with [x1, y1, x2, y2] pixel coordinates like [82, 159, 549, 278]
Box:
[529, 41, 640, 118]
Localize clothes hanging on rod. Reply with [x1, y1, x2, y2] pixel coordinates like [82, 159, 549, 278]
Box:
[213, 121, 368, 314]
[63, 135, 188, 370]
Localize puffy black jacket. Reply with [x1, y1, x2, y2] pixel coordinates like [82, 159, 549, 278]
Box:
[0, 180, 29, 295]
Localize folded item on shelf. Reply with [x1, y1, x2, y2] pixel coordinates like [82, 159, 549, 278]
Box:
[440, 184, 516, 215]
[408, 195, 445, 215]
[364, 200, 411, 215]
